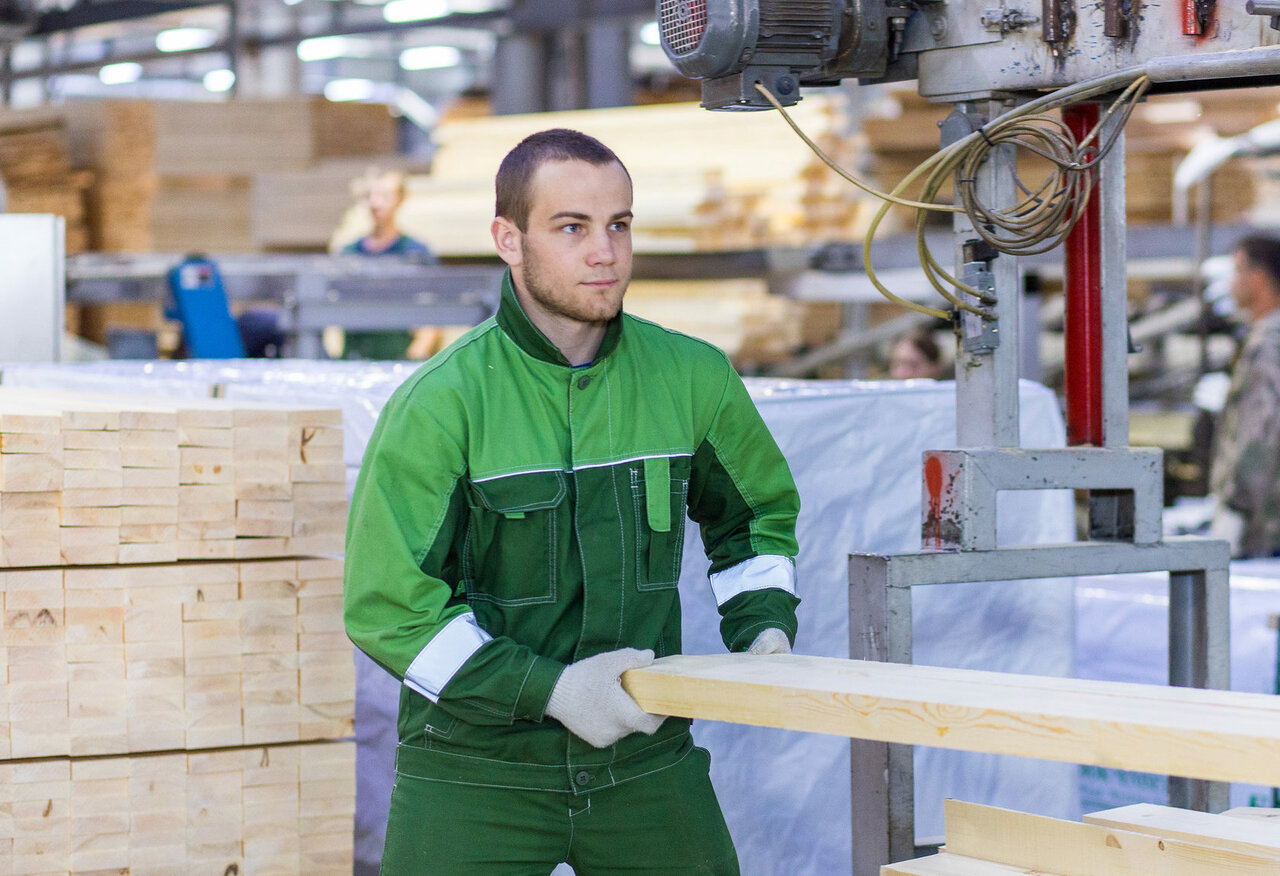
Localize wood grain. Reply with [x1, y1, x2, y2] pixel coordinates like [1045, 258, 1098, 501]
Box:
[622, 654, 1280, 786]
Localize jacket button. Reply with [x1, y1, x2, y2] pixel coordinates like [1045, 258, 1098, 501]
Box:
[577, 375, 591, 390]
[575, 770, 590, 786]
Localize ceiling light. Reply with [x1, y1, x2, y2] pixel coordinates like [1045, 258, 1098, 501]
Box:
[639, 21, 660, 45]
[324, 78, 376, 101]
[98, 62, 142, 85]
[399, 45, 461, 70]
[203, 68, 235, 92]
[298, 35, 355, 61]
[383, 0, 449, 24]
[156, 27, 217, 53]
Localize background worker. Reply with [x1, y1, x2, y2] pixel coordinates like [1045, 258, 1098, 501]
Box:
[889, 325, 946, 380]
[344, 128, 800, 874]
[1209, 234, 1280, 558]
[340, 169, 437, 360]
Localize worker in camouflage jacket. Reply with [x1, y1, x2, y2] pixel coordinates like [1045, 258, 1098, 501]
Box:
[1210, 234, 1280, 558]
[344, 128, 801, 874]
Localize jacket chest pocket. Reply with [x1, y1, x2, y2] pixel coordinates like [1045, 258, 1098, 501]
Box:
[465, 471, 566, 606]
[630, 457, 690, 591]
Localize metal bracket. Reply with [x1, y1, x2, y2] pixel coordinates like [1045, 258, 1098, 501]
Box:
[980, 6, 1040, 33]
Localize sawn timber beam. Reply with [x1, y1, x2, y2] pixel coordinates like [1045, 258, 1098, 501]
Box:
[621, 654, 1280, 787]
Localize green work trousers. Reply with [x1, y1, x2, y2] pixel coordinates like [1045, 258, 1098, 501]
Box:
[380, 744, 740, 875]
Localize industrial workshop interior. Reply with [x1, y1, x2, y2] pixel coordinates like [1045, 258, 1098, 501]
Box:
[5, 0, 1280, 873]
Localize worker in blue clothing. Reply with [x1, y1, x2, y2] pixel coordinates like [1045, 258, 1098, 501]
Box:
[342, 169, 437, 359]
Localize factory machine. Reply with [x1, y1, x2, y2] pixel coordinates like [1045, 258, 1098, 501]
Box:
[658, 1, 1280, 872]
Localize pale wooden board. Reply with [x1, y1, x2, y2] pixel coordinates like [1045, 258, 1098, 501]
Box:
[944, 800, 1280, 875]
[881, 852, 1054, 875]
[1223, 807, 1280, 824]
[621, 654, 1280, 787]
[1083, 803, 1280, 858]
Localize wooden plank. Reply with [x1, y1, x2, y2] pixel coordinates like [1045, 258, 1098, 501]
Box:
[881, 853, 1053, 875]
[1084, 804, 1280, 857]
[621, 654, 1280, 787]
[1223, 808, 1280, 825]
[944, 800, 1280, 876]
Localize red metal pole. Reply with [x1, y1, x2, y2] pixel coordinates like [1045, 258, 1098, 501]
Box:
[1063, 103, 1104, 447]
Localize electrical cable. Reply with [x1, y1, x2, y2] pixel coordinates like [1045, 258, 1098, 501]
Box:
[754, 68, 1151, 319]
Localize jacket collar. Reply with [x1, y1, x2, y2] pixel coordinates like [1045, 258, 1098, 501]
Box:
[495, 268, 622, 367]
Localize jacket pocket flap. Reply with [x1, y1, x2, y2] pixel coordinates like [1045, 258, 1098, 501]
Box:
[471, 470, 567, 514]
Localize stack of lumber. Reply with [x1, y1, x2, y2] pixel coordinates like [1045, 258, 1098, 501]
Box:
[0, 558, 351, 757]
[0, 387, 346, 565]
[0, 119, 92, 253]
[330, 94, 874, 254]
[625, 278, 815, 366]
[884, 800, 1280, 875]
[861, 86, 1280, 228]
[0, 97, 398, 253]
[0, 389, 354, 874]
[0, 742, 353, 875]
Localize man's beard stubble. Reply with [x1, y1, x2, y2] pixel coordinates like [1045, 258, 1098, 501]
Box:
[518, 240, 626, 327]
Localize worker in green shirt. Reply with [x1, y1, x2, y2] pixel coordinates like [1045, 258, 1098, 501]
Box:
[341, 169, 435, 360]
[344, 129, 801, 874]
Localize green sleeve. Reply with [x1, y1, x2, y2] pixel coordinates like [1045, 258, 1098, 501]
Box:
[343, 382, 563, 726]
[686, 361, 801, 651]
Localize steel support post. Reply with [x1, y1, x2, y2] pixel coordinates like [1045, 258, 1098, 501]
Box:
[848, 537, 1230, 873]
[1167, 566, 1231, 812]
[953, 100, 1020, 449]
[849, 554, 915, 876]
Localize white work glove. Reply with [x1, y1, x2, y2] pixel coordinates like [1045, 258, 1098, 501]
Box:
[1208, 505, 1245, 558]
[545, 648, 666, 748]
[747, 627, 792, 655]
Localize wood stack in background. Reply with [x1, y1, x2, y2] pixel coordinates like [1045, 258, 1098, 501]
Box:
[885, 800, 1280, 875]
[0, 388, 353, 875]
[330, 94, 869, 255]
[861, 85, 1280, 228]
[0, 97, 399, 253]
[0, 119, 92, 253]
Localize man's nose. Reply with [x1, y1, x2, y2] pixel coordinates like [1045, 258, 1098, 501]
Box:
[586, 230, 617, 265]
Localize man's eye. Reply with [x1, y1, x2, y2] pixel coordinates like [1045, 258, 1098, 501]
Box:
[610, 221, 630, 232]
[561, 223, 582, 233]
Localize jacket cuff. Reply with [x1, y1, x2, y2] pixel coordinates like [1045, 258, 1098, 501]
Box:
[719, 588, 801, 653]
[517, 654, 567, 722]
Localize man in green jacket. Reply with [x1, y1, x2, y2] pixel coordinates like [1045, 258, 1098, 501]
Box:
[344, 128, 801, 874]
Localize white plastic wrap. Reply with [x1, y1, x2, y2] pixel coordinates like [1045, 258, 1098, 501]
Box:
[0, 362, 1079, 873]
[1075, 560, 1280, 812]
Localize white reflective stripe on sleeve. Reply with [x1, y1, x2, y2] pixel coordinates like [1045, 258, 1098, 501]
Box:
[708, 554, 797, 607]
[402, 612, 493, 703]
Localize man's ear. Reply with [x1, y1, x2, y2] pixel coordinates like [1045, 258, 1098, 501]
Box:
[491, 216, 522, 268]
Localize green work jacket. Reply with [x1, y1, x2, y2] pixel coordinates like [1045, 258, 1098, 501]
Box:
[344, 270, 801, 795]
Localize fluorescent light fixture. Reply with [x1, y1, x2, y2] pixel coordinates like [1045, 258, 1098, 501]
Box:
[399, 45, 461, 70]
[156, 27, 217, 53]
[383, 0, 449, 24]
[203, 68, 236, 92]
[324, 78, 377, 101]
[297, 35, 357, 61]
[639, 21, 660, 45]
[98, 62, 142, 85]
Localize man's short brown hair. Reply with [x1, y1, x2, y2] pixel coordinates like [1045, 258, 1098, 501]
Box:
[495, 129, 630, 231]
[1237, 234, 1280, 294]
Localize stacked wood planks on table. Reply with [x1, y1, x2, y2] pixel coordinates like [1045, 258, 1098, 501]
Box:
[883, 800, 1280, 874]
[0, 119, 93, 253]
[329, 95, 867, 255]
[0, 387, 346, 564]
[0, 97, 399, 254]
[0, 388, 354, 875]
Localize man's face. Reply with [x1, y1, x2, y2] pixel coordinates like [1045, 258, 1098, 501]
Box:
[366, 178, 403, 226]
[508, 159, 633, 327]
